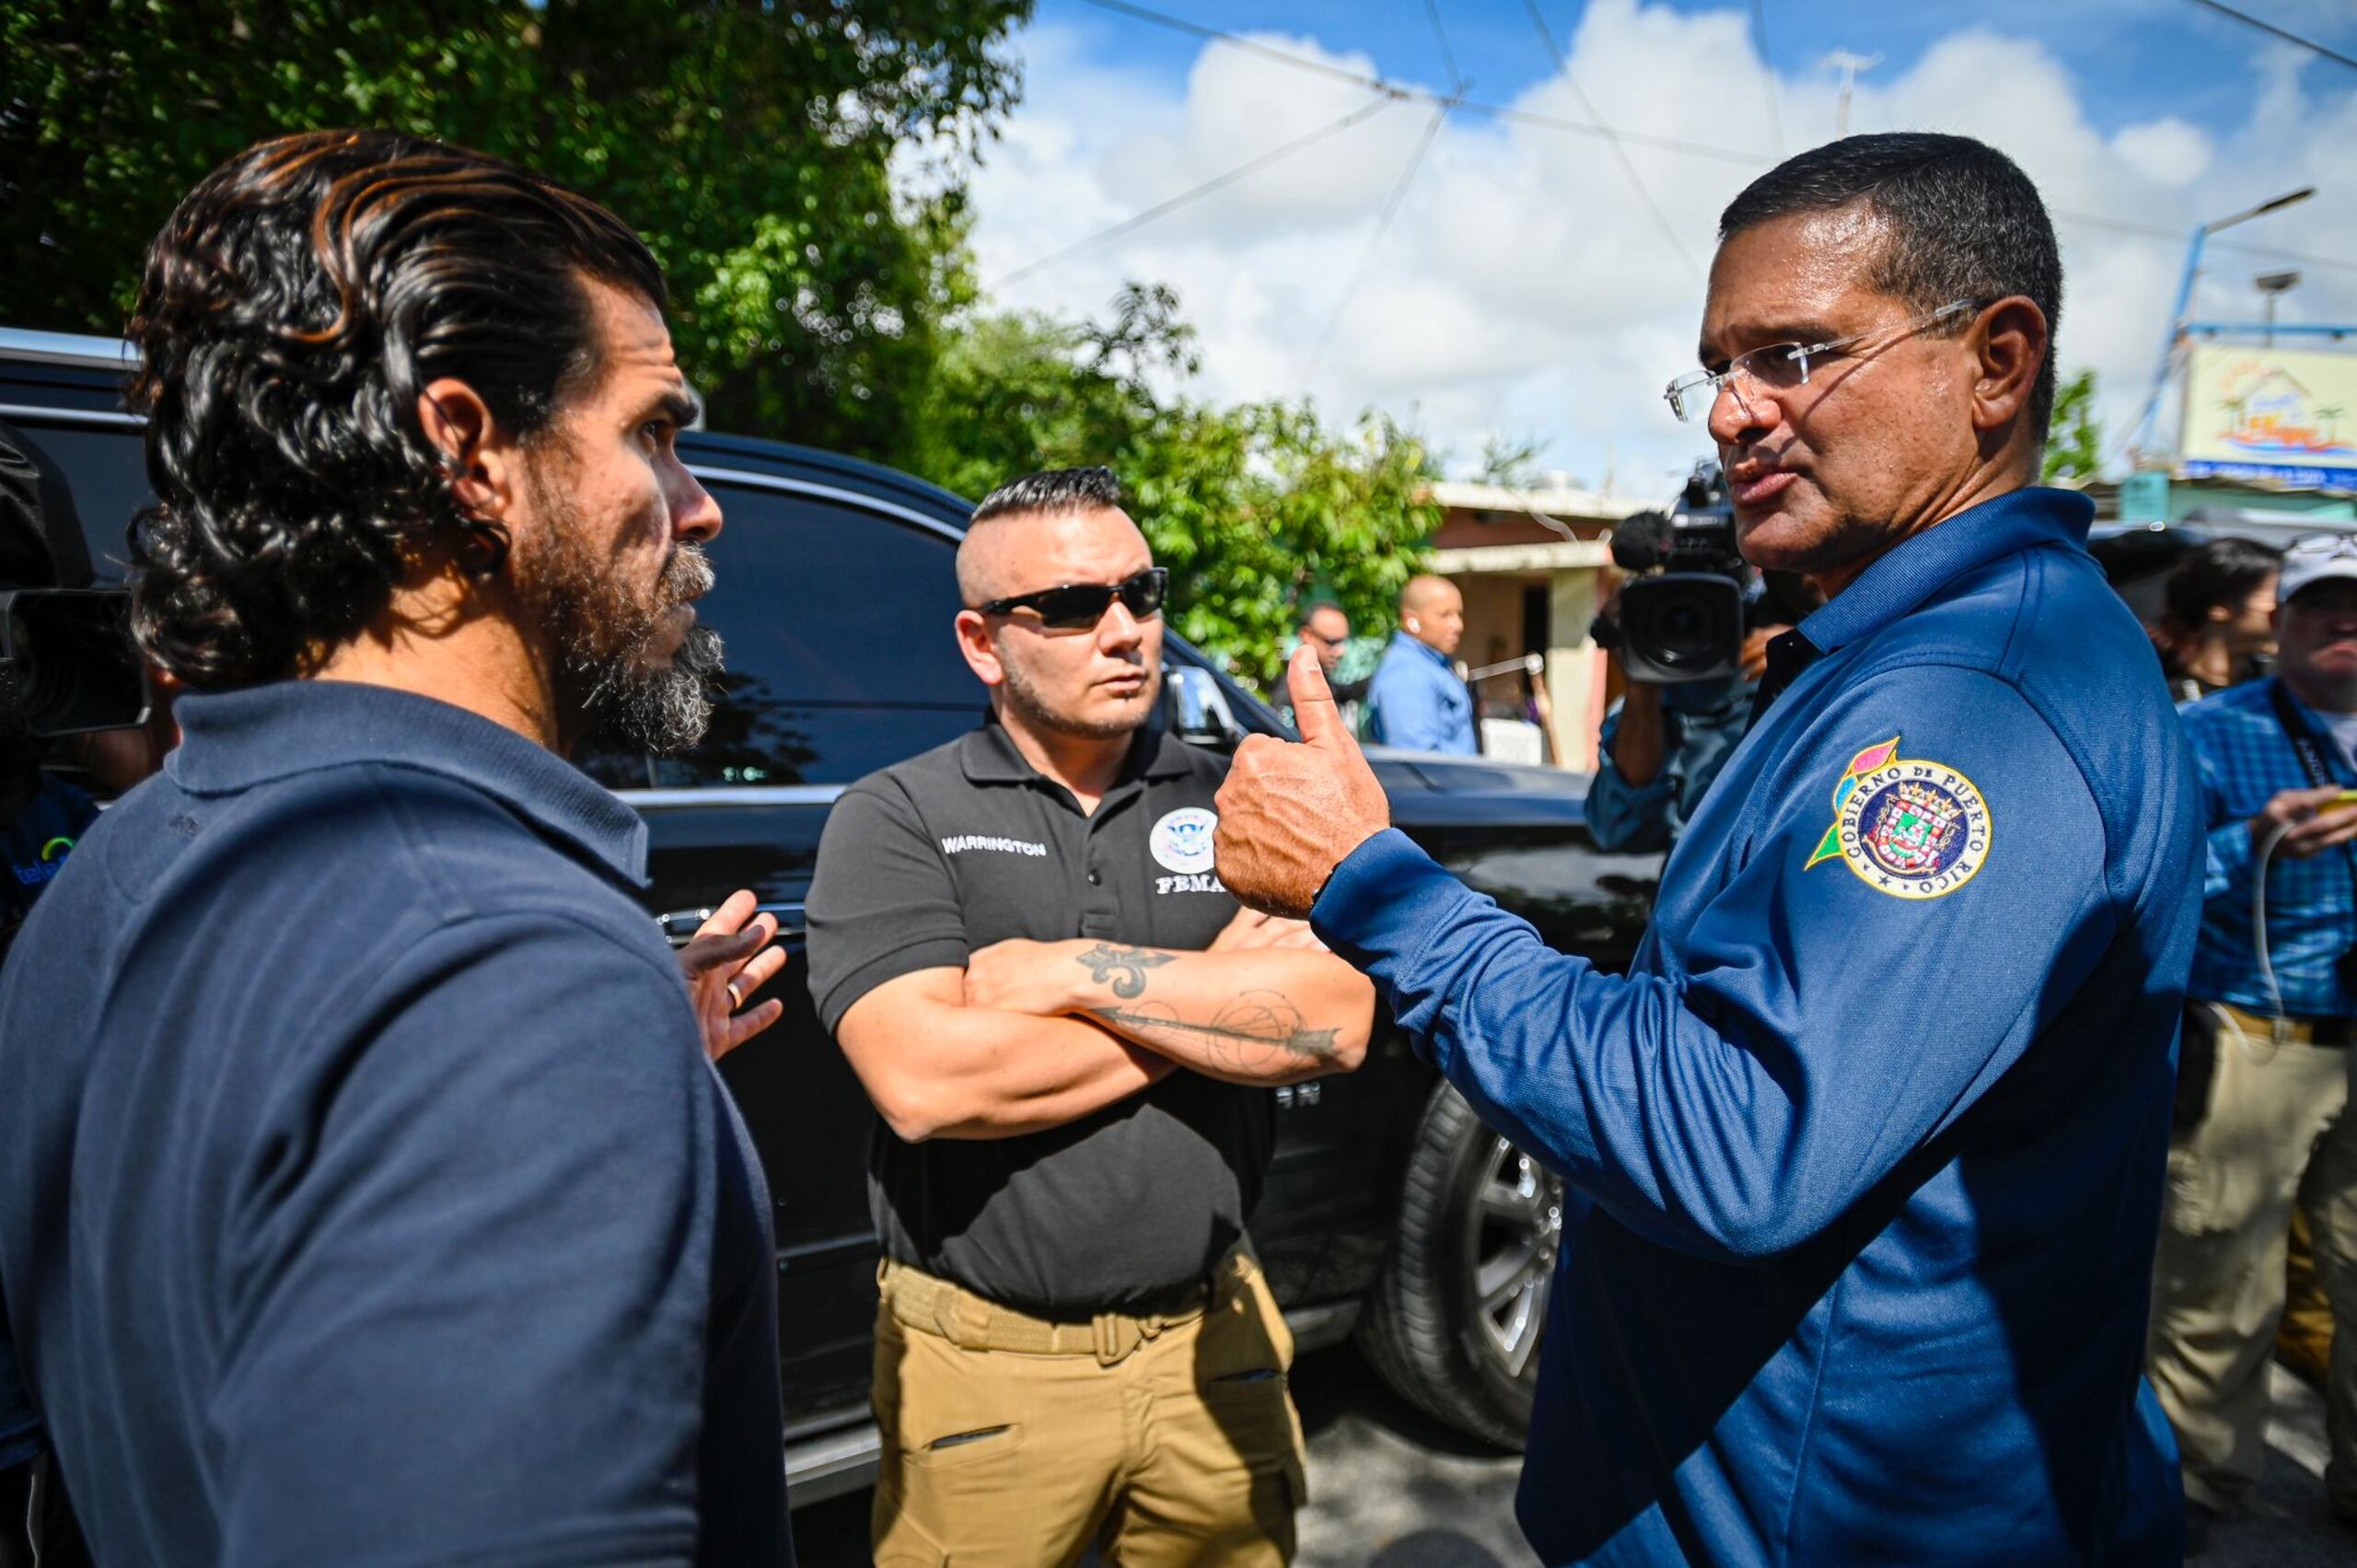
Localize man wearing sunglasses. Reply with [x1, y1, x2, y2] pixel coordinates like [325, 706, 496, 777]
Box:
[806, 466, 1374, 1566]
[1213, 134, 2203, 1565]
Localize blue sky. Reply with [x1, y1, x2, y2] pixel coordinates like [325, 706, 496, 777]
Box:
[968, 1, 2357, 488]
[1039, 0, 2356, 143]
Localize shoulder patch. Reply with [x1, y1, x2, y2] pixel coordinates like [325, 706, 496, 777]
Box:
[1804, 736, 1992, 900]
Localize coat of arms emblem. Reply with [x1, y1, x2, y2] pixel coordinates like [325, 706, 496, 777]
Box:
[1804, 736, 1991, 900]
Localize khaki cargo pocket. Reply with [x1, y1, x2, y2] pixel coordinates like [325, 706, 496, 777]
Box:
[905, 1421, 1027, 1471]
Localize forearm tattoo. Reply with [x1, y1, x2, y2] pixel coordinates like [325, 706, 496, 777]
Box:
[1089, 994, 1340, 1068]
[1073, 943, 1177, 999]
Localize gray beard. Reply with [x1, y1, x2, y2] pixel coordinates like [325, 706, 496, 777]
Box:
[515, 472, 723, 756]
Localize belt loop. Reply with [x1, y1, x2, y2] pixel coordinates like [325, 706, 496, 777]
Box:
[1093, 1312, 1125, 1366]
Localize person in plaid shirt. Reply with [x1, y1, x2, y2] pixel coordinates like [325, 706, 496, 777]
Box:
[2147, 531, 2357, 1552]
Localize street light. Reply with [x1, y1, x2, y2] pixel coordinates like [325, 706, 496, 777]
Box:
[2127, 186, 2316, 457]
[2256, 269, 2301, 348]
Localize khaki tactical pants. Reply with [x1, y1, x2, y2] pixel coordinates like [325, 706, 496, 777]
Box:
[2146, 1001, 2357, 1518]
[870, 1249, 1307, 1566]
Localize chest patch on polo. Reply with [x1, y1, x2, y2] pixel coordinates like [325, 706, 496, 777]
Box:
[1804, 736, 1992, 900]
[1149, 807, 1218, 875]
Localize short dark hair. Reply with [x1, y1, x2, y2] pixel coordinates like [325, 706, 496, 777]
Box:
[1718, 133, 2063, 434]
[1299, 599, 1345, 629]
[970, 466, 1125, 528]
[127, 129, 666, 690]
[2160, 536, 2283, 636]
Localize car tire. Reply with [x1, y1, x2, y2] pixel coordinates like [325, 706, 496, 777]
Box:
[1357, 1080, 1563, 1451]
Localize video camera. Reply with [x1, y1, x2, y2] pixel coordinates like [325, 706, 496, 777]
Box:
[1594, 461, 1751, 684]
[1, 418, 148, 737]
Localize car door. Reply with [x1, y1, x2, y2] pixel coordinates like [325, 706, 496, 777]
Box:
[586, 465, 983, 1434]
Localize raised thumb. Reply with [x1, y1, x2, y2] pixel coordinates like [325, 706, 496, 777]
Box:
[1287, 644, 1346, 747]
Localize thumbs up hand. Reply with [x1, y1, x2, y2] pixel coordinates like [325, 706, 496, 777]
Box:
[1214, 645, 1391, 918]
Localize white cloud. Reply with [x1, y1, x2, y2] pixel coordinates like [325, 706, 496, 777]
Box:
[2111, 118, 2214, 188]
[965, 0, 2357, 494]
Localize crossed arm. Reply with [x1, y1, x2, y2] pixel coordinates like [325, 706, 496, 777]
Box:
[834, 910, 1375, 1144]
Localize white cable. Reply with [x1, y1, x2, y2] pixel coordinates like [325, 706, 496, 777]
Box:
[2252, 819, 2294, 1039]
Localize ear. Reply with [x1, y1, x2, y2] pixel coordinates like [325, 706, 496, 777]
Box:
[1968, 297, 2048, 436]
[416, 377, 525, 528]
[954, 609, 1005, 689]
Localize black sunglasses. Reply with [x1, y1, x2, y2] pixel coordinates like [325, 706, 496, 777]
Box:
[974, 567, 1168, 632]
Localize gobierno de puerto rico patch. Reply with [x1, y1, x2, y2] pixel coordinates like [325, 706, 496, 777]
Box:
[1803, 736, 1991, 900]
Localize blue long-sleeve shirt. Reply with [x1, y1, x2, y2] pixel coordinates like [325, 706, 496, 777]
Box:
[1313, 489, 2201, 1566]
[1366, 632, 1477, 753]
[1584, 676, 1750, 853]
[2178, 676, 2357, 1017]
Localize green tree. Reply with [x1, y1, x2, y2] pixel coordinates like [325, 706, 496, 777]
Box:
[0, 0, 1029, 462]
[2041, 368, 2103, 482]
[916, 284, 1439, 689]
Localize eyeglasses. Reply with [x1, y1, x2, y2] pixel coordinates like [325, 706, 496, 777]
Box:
[974, 566, 1168, 632]
[1664, 298, 1979, 424]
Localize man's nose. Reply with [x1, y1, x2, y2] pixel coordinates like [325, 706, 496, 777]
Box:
[670, 465, 724, 544]
[1706, 380, 1773, 448]
[1100, 600, 1145, 649]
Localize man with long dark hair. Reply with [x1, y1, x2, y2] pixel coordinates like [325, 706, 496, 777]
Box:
[0, 131, 792, 1565]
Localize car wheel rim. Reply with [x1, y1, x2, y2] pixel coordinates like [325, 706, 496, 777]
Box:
[1466, 1137, 1563, 1381]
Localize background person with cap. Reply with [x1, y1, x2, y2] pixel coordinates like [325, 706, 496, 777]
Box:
[2147, 531, 2357, 1551]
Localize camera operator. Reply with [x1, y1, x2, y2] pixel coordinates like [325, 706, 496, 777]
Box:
[1586, 466, 1817, 852]
[0, 418, 119, 1568]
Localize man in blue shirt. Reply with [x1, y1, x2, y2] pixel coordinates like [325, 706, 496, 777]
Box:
[1213, 133, 2201, 1564]
[2147, 533, 2357, 1546]
[1366, 574, 1478, 753]
[0, 130, 791, 1566]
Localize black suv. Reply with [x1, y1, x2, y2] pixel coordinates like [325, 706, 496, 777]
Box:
[1, 327, 1662, 1498]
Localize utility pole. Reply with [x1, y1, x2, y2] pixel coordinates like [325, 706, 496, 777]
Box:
[1824, 50, 1882, 137]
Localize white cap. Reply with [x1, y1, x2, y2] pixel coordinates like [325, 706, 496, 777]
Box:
[2277, 532, 2357, 606]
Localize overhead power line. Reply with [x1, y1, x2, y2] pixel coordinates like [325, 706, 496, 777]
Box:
[1062, 0, 2357, 279]
[1422, 0, 1465, 94]
[1070, 0, 1762, 165]
[989, 93, 1400, 289]
[1306, 105, 1450, 377]
[2185, 0, 2357, 73]
[1522, 0, 1702, 278]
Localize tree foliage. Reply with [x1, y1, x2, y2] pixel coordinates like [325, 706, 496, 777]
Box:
[915, 285, 1440, 689]
[3, 5, 1437, 690]
[0, 0, 1030, 461]
[2041, 368, 2103, 482]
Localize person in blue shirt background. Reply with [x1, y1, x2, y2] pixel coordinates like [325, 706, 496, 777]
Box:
[1215, 132, 2202, 1565]
[2146, 533, 2357, 1551]
[1365, 574, 1477, 754]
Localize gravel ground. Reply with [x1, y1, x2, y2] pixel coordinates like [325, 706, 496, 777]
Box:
[788, 1347, 2352, 1565]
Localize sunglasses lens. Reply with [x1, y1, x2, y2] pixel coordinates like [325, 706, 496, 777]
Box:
[1033, 586, 1111, 630]
[1120, 569, 1167, 620]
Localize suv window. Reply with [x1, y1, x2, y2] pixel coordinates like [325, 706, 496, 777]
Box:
[4, 418, 149, 578]
[591, 479, 985, 789]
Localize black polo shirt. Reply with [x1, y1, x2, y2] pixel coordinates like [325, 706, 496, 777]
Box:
[806, 719, 1271, 1316]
